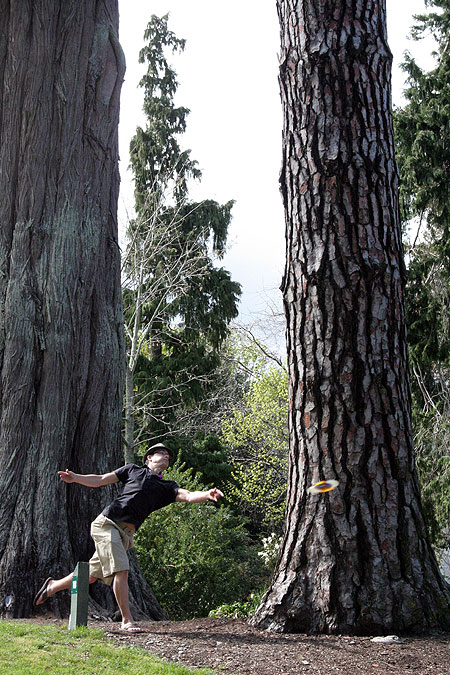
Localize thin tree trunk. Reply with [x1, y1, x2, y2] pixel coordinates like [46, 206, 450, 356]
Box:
[0, 0, 163, 620]
[124, 364, 136, 464]
[253, 0, 450, 634]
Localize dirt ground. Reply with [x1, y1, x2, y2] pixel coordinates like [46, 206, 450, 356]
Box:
[94, 617, 450, 675]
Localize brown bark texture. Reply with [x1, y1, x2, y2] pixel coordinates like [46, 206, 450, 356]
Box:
[0, 1, 164, 621]
[253, 0, 450, 634]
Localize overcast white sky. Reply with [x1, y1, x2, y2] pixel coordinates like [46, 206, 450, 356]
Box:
[117, 1, 436, 329]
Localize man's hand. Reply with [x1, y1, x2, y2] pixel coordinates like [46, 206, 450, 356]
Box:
[58, 469, 76, 483]
[207, 488, 224, 502]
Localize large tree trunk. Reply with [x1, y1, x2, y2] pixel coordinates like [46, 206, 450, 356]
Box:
[0, 0, 164, 621]
[253, 0, 450, 634]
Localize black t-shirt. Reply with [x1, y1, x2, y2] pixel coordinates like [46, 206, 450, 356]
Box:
[102, 464, 179, 530]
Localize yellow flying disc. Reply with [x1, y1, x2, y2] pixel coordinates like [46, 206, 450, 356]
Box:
[307, 479, 339, 494]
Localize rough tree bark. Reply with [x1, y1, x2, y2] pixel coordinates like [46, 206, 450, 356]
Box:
[0, 1, 164, 620]
[253, 0, 450, 634]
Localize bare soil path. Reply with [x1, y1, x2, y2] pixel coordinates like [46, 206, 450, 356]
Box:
[98, 617, 450, 675]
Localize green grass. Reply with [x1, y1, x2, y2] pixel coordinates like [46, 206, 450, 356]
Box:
[0, 622, 215, 674]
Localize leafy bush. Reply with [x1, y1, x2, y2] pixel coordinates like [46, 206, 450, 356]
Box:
[257, 532, 282, 569]
[221, 364, 289, 533]
[208, 534, 281, 619]
[134, 461, 264, 619]
[208, 589, 266, 618]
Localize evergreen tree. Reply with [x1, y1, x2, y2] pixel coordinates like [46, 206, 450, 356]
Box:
[123, 15, 241, 460]
[394, 0, 450, 546]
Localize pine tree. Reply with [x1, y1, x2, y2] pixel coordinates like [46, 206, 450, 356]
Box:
[394, 0, 450, 546]
[253, 0, 450, 634]
[123, 15, 241, 460]
[394, 0, 450, 372]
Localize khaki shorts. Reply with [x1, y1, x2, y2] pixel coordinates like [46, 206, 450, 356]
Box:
[89, 515, 134, 586]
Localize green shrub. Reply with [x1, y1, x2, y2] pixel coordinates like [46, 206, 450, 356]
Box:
[257, 532, 282, 569]
[221, 363, 288, 534]
[135, 461, 264, 619]
[208, 588, 266, 618]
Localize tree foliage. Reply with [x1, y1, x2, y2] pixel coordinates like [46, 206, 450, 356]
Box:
[123, 15, 241, 457]
[394, 0, 450, 545]
[394, 0, 450, 372]
[221, 342, 289, 534]
[175, 433, 233, 492]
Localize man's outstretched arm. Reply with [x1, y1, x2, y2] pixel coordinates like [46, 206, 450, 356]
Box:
[58, 470, 119, 488]
[175, 487, 224, 504]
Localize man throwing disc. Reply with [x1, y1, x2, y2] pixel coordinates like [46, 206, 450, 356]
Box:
[34, 443, 224, 632]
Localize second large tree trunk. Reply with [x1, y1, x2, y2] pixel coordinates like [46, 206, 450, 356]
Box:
[0, 0, 163, 620]
[253, 0, 450, 634]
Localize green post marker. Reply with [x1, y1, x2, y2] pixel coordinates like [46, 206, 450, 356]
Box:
[68, 561, 89, 630]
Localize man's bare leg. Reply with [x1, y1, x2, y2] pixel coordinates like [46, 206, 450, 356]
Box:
[35, 573, 98, 605]
[112, 570, 140, 631]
